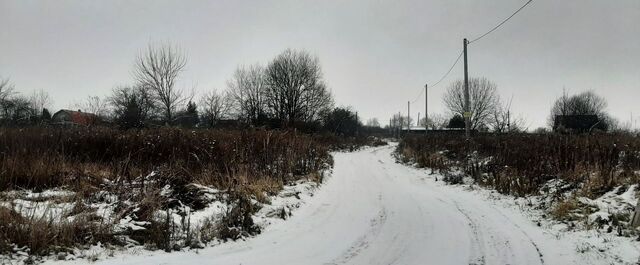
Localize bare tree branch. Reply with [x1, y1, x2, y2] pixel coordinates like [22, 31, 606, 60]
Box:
[200, 90, 232, 127]
[366, 118, 380, 128]
[227, 64, 266, 123]
[443, 77, 499, 130]
[489, 97, 527, 133]
[27, 89, 52, 118]
[133, 43, 187, 123]
[73, 96, 109, 119]
[264, 49, 333, 126]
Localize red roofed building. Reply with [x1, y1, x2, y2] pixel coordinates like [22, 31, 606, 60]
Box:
[51, 109, 100, 126]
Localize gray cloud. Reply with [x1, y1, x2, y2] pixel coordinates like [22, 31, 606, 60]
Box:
[1, 0, 638, 128]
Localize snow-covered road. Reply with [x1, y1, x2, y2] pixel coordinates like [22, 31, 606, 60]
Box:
[62, 144, 601, 265]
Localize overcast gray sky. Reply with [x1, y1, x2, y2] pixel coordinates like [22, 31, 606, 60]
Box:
[1, 0, 639, 129]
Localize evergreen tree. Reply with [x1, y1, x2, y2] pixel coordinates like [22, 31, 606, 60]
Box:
[323, 107, 360, 136]
[183, 100, 199, 127]
[41, 108, 52, 121]
[120, 96, 143, 129]
[447, 115, 465, 129]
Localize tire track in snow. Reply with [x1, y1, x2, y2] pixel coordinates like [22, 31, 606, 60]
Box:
[326, 207, 388, 265]
[453, 201, 487, 265]
[486, 203, 545, 265]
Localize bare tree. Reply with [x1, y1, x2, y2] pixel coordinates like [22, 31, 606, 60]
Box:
[133, 44, 187, 123]
[0, 78, 39, 125]
[1, 95, 31, 125]
[443, 77, 499, 130]
[0, 78, 15, 121]
[264, 49, 333, 126]
[366, 118, 380, 128]
[27, 89, 52, 119]
[73, 96, 109, 119]
[200, 90, 232, 127]
[489, 97, 527, 133]
[0, 78, 14, 103]
[227, 64, 266, 123]
[419, 113, 448, 129]
[390, 114, 413, 129]
[548, 90, 609, 127]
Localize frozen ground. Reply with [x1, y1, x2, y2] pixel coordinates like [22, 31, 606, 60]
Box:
[45, 144, 640, 265]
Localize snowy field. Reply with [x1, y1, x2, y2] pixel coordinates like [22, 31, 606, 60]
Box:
[39, 143, 640, 265]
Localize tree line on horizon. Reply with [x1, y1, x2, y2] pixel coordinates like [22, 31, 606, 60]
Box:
[0, 44, 368, 136]
[0, 43, 634, 135]
[388, 77, 630, 134]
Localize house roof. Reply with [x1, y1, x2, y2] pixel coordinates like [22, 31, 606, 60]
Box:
[553, 114, 601, 131]
[53, 109, 99, 126]
[402, 126, 427, 131]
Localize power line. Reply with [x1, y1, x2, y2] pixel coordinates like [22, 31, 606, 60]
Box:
[468, 0, 533, 44]
[405, 0, 532, 122]
[429, 50, 464, 89]
[410, 87, 425, 104]
[411, 49, 464, 103]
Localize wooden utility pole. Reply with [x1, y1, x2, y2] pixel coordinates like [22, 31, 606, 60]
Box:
[425, 84, 428, 136]
[407, 101, 411, 132]
[398, 111, 401, 138]
[355, 111, 359, 136]
[463, 38, 471, 139]
[632, 199, 640, 227]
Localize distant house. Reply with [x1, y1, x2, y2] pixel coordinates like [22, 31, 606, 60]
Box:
[173, 114, 199, 128]
[401, 126, 427, 133]
[400, 127, 471, 135]
[553, 115, 604, 133]
[213, 119, 245, 129]
[51, 109, 100, 126]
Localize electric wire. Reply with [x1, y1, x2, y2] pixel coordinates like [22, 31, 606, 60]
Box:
[405, 0, 532, 122]
[411, 49, 463, 104]
[468, 0, 533, 44]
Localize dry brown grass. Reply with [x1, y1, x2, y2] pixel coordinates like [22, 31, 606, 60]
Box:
[399, 133, 640, 196]
[550, 198, 580, 221]
[0, 127, 332, 191]
[0, 127, 339, 257]
[0, 206, 112, 256]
